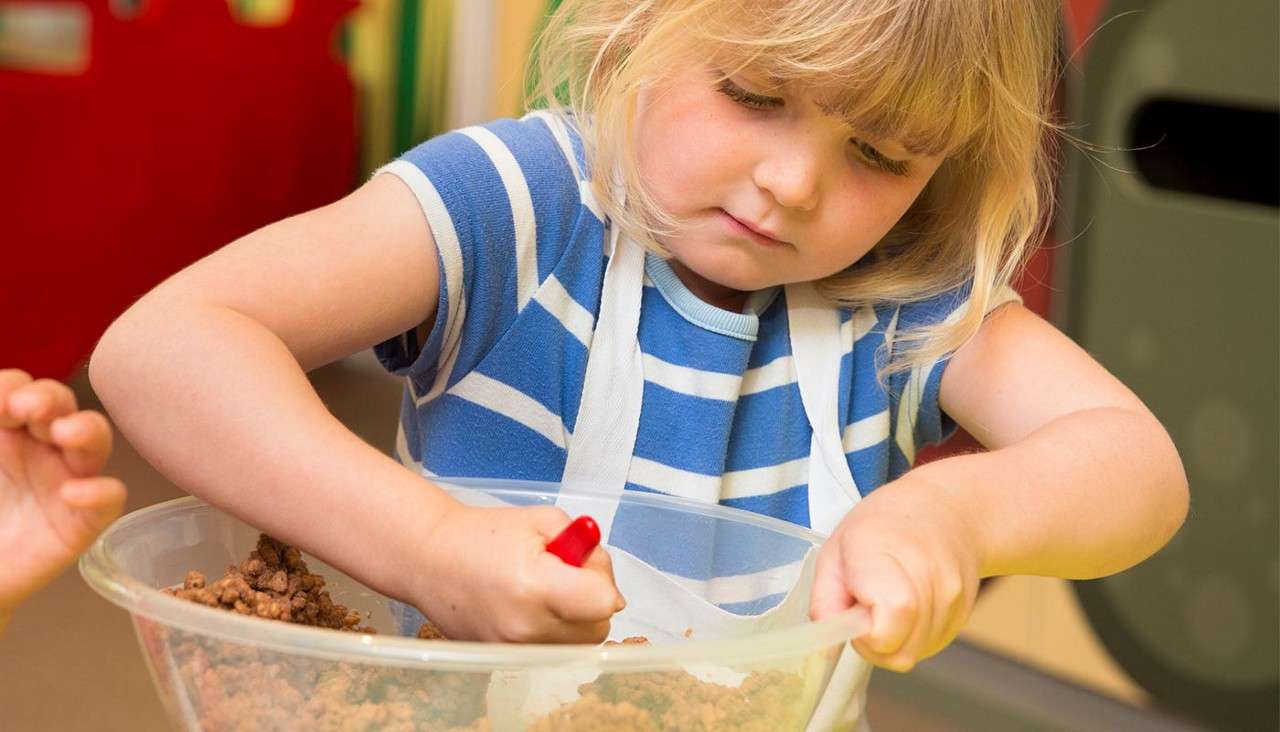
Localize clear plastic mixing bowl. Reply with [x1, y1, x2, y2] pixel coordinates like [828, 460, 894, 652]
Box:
[80, 480, 864, 730]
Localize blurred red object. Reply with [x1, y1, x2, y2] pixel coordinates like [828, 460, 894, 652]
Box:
[545, 515, 602, 568]
[1, 0, 358, 379]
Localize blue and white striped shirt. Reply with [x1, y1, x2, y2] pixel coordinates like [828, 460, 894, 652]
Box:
[375, 112, 987, 537]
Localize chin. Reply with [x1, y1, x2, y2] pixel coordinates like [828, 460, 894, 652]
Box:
[665, 238, 783, 292]
[691, 262, 775, 293]
[721, 272, 774, 292]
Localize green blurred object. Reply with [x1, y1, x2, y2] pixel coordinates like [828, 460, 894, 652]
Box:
[413, 0, 452, 146]
[345, 0, 452, 175]
[394, 0, 452, 156]
[395, 0, 421, 154]
[524, 0, 565, 110]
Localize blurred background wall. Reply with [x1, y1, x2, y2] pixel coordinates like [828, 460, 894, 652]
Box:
[1, 2, 1275, 730]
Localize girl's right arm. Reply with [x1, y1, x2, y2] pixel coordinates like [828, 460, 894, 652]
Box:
[89, 175, 623, 642]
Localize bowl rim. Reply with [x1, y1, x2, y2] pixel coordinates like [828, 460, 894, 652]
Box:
[80, 482, 865, 671]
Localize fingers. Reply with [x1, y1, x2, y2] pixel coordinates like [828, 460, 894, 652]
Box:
[50, 411, 114, 477]
[3, 376, 78, 442]
[61, 475, 127, 514]
[541, 619, 613, 644]
[842, 550, 973, 672]
[888, 557, 934, 671]
[926, 569, 976, 659]
[846, 552, 918, 670]
[0, 369, 34, 428]
[442, 505, 624, 644]
[527, 505, 626, 614]
[491, 554, 617, 644]
[540, 550, 626, 623]
[528, 505, 575, 540]
[520, 506, 624, 641]
[582, 544, 622, 600]
[58, 476, 127, 553]
[0, 371, 114, 476]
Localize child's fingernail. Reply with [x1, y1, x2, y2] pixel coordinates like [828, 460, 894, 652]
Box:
[9, 394, 34, 415]
[60, 481, 88, 502]
[51, 417, 76, 438]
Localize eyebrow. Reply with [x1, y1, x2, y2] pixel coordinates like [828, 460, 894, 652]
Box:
[813, 98, 855, 125]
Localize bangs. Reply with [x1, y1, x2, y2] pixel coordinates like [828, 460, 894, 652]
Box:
[692, 0, 993, 156]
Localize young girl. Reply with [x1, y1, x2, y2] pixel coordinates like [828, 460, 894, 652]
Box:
[90, 0, 1187, 673]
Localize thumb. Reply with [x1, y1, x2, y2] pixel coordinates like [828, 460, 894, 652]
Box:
[59, 477, 127, 554]
[809, 546, 855, 621]
[539, 552, 625, 623]
[843, 552, 917, 659]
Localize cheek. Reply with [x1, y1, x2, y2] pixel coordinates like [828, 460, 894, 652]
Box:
[818, 181, 922, 263]
[635, 95, 740, 211]
[634, 126, 691, 210]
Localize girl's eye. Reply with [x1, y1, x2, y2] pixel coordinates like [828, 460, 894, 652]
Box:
[716, 78, 783, 111]
[716, 74, 911, 178]
[853, 139, 910, 177]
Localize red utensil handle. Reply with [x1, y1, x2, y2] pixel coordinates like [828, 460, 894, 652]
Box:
[545, 516, 601, 567]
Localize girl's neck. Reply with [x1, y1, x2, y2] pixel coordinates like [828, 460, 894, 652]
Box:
[666, 258, 750, 313]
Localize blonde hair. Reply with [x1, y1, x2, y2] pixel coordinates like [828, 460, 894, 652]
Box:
[530, 0, 1061, 375]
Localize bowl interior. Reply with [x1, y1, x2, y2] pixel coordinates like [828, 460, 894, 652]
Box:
[81, 478, 858, 669]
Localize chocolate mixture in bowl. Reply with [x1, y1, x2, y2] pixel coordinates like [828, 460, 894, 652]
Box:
[154, 535, 808, 731]
[164, 533, 445, 638]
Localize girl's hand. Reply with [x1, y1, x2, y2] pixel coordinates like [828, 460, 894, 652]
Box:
[411, 503, 625, 643]
[0, 370, 127, 621]
[809, 480, 983, 671]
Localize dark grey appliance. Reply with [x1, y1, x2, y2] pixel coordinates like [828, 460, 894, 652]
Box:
[1060, 2, 1279, 730]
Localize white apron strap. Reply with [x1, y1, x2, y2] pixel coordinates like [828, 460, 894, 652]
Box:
[556, 224, 645, 541]
[786, 284, 871, 731]
[785, 282, 861, 536]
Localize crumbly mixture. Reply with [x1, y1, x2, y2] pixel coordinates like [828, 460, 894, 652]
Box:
[605, 636, 652, 646]
[417, 621, 448, 640]
[153, 534, 808, 730]
[164, 535, 376, 632]
[530, 668, 805, 731]
[144, 632, 491, 732]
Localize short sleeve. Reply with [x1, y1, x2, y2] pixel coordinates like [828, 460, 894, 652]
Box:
[370, 115, 589, 395]
[886, 283, 1022, 463]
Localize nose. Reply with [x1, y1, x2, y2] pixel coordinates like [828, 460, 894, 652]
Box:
[752, 137, 822, 212]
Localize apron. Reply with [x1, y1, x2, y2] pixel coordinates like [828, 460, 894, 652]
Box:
[554, 222, 873, 730]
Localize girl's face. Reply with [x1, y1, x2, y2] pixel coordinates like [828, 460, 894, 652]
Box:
[633, 66, 945, 310]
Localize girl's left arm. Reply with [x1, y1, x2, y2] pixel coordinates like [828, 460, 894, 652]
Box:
[809, 302, 1188, 671]
[923, 302, 1189, 580]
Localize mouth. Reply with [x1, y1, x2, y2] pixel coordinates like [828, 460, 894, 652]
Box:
[719, 209, 789, 248]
